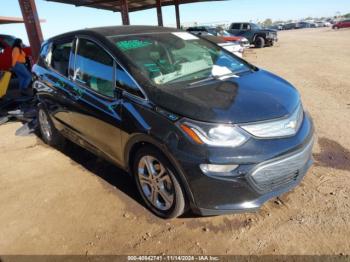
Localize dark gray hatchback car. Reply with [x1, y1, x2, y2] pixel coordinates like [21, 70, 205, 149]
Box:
[33, 26, 314, 218]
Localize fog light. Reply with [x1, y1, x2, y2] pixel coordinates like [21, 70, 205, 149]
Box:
[200, 164, 238, 175]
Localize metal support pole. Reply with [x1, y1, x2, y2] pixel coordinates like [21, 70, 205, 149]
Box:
[120, 0, 130, 25]
[18, 0, 43, 63]
[156, 0, 163, 27]
[174, 0, 180, 29]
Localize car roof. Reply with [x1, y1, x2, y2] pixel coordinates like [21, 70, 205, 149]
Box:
[49, 25, 183, 41]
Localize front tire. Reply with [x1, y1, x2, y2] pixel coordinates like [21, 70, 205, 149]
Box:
[37, 106, 64, 146]
[254, 36, 265, 48]
[133, 147, 186, 218]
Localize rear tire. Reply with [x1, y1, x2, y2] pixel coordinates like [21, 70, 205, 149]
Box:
[133, 146, 186, 219]
[254, 36, 265, 48]
[37, 106, 64, 147]
[333, 26, 339, 30]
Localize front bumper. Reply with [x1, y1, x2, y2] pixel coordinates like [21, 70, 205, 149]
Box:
[173, 112, 314, 216]
[267, 34, 278, 42]
[197, 137, 313, 216]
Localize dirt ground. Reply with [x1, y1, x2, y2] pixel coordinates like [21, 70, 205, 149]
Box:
[0, 27, 350, 255]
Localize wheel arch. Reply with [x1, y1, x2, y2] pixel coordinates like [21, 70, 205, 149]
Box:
[124, 134, 196, 209]
[253, 33, 267, 42]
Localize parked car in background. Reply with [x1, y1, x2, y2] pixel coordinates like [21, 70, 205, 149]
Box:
[199, 34, 244, 57]
[228, 22, 277, 48]
[315, 21, 327, 27]
[333, 20, 350, 29]
[0, 34, 32, 71]
[282, 23, 301, 30]
[186, 26, 250, 47]
[269, 24, 283, 30]
[298, 22, 316, 29]
[33, 26, 314, 218]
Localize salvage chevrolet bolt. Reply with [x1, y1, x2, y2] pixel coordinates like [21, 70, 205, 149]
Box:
[33, 26, 314, 218]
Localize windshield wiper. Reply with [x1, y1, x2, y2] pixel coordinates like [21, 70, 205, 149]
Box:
[189, 72, 239, 86]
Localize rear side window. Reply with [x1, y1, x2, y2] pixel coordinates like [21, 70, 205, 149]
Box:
[51, 41, 73, 76]
[75, 38, 114, 98]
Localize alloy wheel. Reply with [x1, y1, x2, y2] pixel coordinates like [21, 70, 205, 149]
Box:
[38, 109, 52, 141]
[137, 155, 175, 211]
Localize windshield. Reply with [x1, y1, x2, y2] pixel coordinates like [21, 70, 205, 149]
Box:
[251, 24, 261, 30]
[108, 32, 251, 87]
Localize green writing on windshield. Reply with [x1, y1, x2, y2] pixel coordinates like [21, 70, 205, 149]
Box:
[116, 40, 152, 51]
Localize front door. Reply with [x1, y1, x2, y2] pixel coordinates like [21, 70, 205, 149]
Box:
[68, 37, 124, 165]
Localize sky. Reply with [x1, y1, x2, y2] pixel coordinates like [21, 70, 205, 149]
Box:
[1, 0, 349, 44]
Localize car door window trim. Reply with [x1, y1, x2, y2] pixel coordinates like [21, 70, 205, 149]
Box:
[75, 35, 148, 102]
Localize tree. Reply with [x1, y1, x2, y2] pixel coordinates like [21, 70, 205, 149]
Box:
[344, 13, 350, 18]
[262, 18, 273, 27]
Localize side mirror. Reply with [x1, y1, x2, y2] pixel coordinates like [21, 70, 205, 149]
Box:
[247, 25, 251, 31]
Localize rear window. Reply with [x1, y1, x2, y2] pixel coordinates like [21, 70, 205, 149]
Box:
[0, 35, 16, 46]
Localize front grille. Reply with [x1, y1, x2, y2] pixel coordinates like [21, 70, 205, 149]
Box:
[249, 139, 314, 192]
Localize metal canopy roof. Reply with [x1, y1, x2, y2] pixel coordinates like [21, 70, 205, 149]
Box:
[46, 0, 225, 12]
[0, 16, 45, 25]
[0, 16, 27, 25]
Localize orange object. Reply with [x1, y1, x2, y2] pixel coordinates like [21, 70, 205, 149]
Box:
[180, 124, 204, 145]
[0, 71, 12, 98]
[12, 47, 26, 67]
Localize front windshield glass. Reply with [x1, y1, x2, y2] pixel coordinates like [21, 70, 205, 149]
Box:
[108, 32, 251, 87]
[251, 24, 261, 30]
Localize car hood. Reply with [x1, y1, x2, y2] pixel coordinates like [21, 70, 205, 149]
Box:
[150, 69, 300, 124]
[262, 28, 277, 33]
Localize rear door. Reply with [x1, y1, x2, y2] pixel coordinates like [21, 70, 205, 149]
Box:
[229, 23, 241, 35]
[36, 36, 80, 132]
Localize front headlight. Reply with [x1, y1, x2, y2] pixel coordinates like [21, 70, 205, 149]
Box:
[179, 120, 249, 147]
[240, 104, 304, 138]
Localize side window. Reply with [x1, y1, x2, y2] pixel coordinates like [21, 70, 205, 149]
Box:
[75, 38, 114, 98]
[115, 64, 143, 98]
[51, 41, 73, 76]
[242, 23, 250, 30]
[230, 23, 241, 30]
